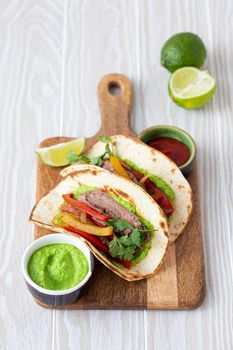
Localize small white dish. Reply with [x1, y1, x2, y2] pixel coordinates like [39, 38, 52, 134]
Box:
[22, 233, 94, 306]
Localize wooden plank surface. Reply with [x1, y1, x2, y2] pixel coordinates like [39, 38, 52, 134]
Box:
[34, 134, 204, 310]
[0, 0, 233, 349]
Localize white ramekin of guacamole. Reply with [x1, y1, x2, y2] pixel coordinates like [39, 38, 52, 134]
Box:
[21, 233, 94, 306]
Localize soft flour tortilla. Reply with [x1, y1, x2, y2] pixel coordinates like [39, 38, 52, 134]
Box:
[61, 135, 193, 243]
[30, 164, 169, 282]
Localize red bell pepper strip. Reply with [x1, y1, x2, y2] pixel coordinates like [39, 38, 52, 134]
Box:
[128, 168, 174, 217]
[65, 226, 131, 269]
[90, 216, 106, 227]
[114, 257, 131, 269]
[150, 188, 163, 202]
[156, 194, 173, 216]
[60, 205, 79, 215]
[64, 226, 109, 253]
[62, 194, 110, 222]
[145, 178, 173, 216]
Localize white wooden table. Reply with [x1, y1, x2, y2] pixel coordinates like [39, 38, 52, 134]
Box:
[1, 1, 232, 349]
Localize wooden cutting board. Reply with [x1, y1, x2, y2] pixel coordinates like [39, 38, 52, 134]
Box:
[34, 74, 205, 310]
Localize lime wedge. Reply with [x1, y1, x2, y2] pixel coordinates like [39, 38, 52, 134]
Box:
[168, 67, 216, 109]
[36, 138, 85, 167]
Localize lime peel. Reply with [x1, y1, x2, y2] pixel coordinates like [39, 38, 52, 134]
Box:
[168, 67, 216, 109]
[161, 32, 207, 73]
[36, 138, 85, 167]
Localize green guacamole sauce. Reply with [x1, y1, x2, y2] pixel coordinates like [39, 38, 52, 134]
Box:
[122, 159, 174, 202]
[28, 244, 89, 291]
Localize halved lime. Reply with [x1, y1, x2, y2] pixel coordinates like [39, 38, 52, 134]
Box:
[36, 138, 85, 167]
[168, 67, 216, 109]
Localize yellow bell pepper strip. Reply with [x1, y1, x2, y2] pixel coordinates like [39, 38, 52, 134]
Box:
[110, 156, 131, 180]
[80, 211, 87, 223]
[52, 212, 113, 236]
[60, 205, 91, 223]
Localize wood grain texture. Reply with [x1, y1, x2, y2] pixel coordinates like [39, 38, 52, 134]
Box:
[97, 73, 135, 137]
[0, 1, 63, 349]
[34, 131, 204, 310]
[0, 0, 233, 349]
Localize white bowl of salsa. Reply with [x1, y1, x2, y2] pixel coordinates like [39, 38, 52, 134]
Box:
[21, 233, 94, 306]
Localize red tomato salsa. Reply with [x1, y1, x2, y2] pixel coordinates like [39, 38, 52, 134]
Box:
[148, 136, 190, 167]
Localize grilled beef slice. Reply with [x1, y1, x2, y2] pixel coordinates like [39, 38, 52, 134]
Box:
[102, 159, 117, 174]
[78, 189, 142, 229]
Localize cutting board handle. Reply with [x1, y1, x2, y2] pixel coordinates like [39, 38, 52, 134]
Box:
[97, 73, 134, 137]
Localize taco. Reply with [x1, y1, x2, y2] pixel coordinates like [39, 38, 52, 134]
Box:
[30, 164, 169, 281]
[63, 135, 193, 243]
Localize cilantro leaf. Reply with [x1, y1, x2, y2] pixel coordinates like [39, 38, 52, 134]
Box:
[67, 151, 79, 164]
[76, 155, 91, 163]
[109, 236, 136, 261]
[108, 236, 122, 257]
[108, 223, 145, 261]
[67, 152, 90, 164]
[118, 235, 133, 246]
[105, 142, 112, 156]
[108, 219, 133, 232]
[89, 156, 103, 166]
[97, 135, 113, 156]
[67, 135, 113, 166]
[130, 229, 143, 247]
[123, 246, 136, 260]
[96, 158, 103, 166]
[97, 135, 111, 143]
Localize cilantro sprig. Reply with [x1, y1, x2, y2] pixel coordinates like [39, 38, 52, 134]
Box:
[66, 136, 112, 165]
[67, 152, 90, 164]
[108, 219, 149, 261]
[108, 218, 132, 232]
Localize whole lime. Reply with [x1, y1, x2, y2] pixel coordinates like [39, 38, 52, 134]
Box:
[161, 32, 207, 73]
